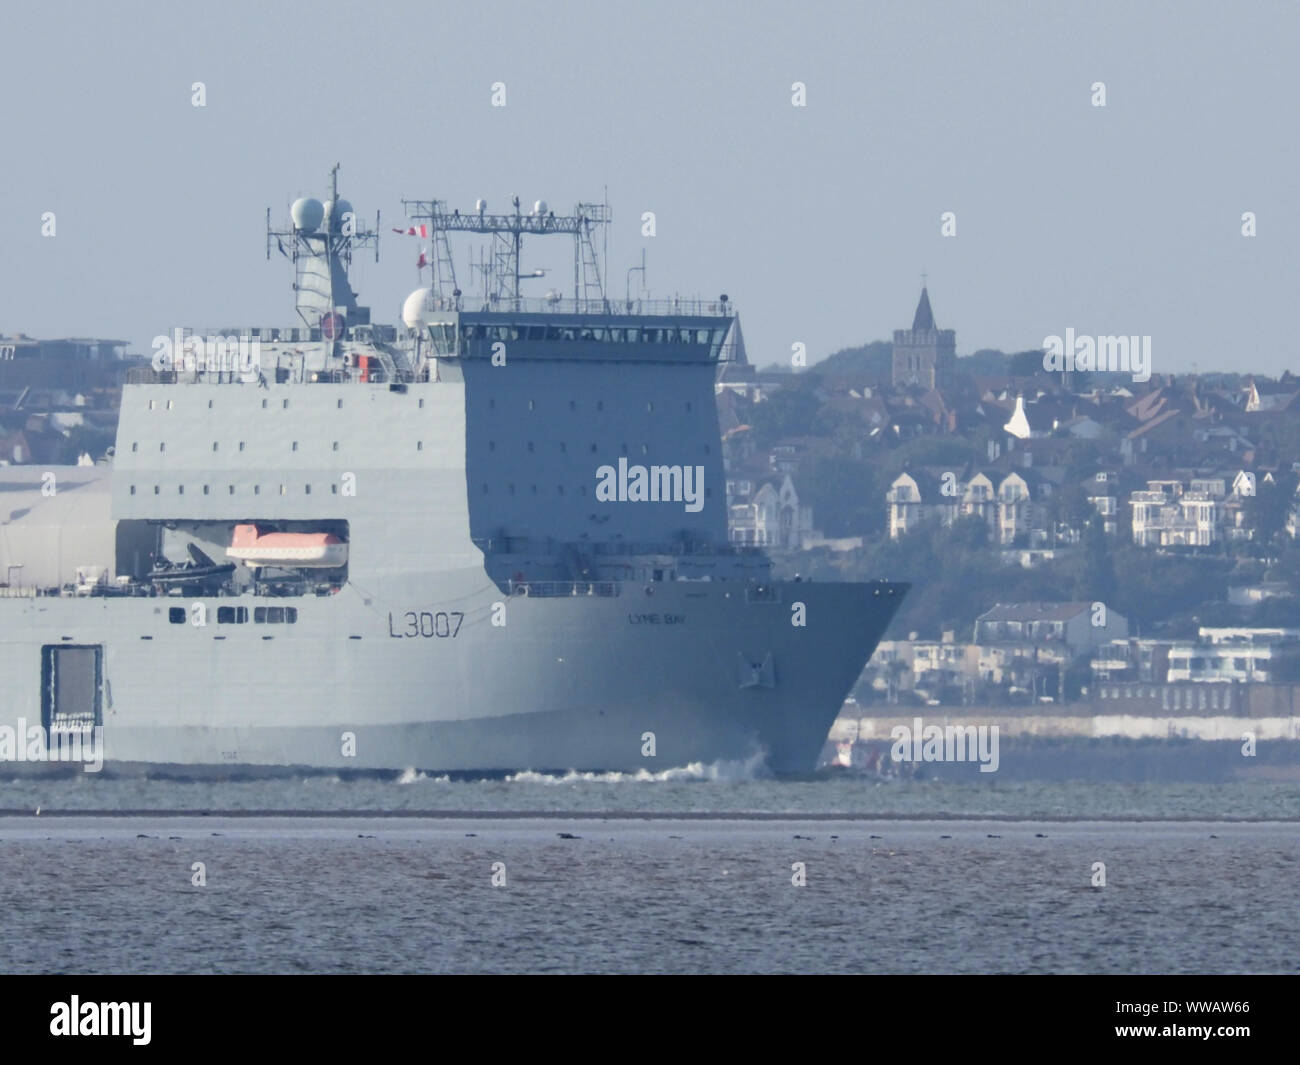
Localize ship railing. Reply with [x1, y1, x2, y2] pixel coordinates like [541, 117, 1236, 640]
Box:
[477, 538, 767, 558]
[463, 297, 736, 318]
[125, 367, 430, 386]
[508, 580, 622, 598]
[0, 586, 37, 598]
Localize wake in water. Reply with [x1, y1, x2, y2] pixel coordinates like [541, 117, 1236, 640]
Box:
[503, 751, 770, 784]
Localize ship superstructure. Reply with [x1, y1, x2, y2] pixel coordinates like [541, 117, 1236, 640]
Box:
[0, 171, 906, 774]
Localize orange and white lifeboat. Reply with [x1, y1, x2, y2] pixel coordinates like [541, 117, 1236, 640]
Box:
[228, 524, 348, 569]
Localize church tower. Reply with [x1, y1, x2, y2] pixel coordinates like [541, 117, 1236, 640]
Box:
[892, 286, 956, 390]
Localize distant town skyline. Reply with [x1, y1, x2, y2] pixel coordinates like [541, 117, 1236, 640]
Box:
[2, 0, 1296, 374]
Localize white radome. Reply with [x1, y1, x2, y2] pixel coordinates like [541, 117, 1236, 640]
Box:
[290, 197, 324, 232]
[402, 287, 434, 329]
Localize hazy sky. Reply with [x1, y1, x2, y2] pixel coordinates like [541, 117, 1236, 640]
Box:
[2, 0, 1296, 375]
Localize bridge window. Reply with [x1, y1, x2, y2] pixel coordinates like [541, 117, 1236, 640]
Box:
[217, 606, 248, 624]
[169, 608, 186, 623]
[254, 606, 297, 624]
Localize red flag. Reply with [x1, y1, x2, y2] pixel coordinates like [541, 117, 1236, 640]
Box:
[417, 249, 428, 269]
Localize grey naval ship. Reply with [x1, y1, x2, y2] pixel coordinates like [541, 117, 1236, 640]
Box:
[0, 171, 906, 776]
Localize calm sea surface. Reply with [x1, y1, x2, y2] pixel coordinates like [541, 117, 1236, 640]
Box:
[1, 769, 1297, 973]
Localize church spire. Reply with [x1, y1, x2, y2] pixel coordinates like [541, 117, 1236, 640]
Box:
[912, 285, 935, 332]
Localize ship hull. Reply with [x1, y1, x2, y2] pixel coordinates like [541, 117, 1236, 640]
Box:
[0, 577, 905, 775]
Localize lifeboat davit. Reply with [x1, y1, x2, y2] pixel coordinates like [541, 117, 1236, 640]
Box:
[228, 524, 348, 569]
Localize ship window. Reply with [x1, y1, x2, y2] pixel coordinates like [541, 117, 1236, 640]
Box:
[417, 441, 423, 451]
[597, 401, 604, 411]
[641, 444, 648, 455]
[203, 485, 209, 495]
[590, 443, 597, 453]
[331, 484, 338, 495]
[580, 486, 587, 496]
[305, 484, 311, 495]
[217, 606, 248, 624]
[149, 400, 156, 410]
[489, 399, 495, 409]
[332, 441, 338, 451]
[686, 402, 692, 412]
[239, 442, 245, 451]
[178, 485, 184, 495]
[282, 399, 289, 409]
[131, 442, 138, 452]
[208, 400, 213, 409]
[262, 399, 268, 409]
[159, 442, 165, 452]
[482, 483, 489, 493]
[531, 485, 538, 494]
[559, 442, 566, 453]
[286, 608, 297, 623]
[153, 486, 159, 495]
[167, 399, 174, 409]
[528, 400, 535, 411]
[569, 400, 576, 410]
[292, 441, 298, 451]
[418, 398, 424, 408]
[279, 484, 286, 495]
[527, 442, 534, 452]
[558, 485, 564, 495]
[169, 608, 186, 623]
[228, 485, 234, 494]
[704, 445, 711, 454]
[129, 485, 136, 495]
[647, 402, 654, 413]
[489, 441, 496, 451]
[254, 485, 261, 495]
[212, 442, 218, 452]
[337, 399, 343, 409]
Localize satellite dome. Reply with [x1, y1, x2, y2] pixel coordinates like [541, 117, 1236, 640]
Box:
[475, 198, 487, 213]
[290, 197, 324, 232]
[533, 200, 548, 216]
[402, 287, 434, 330]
